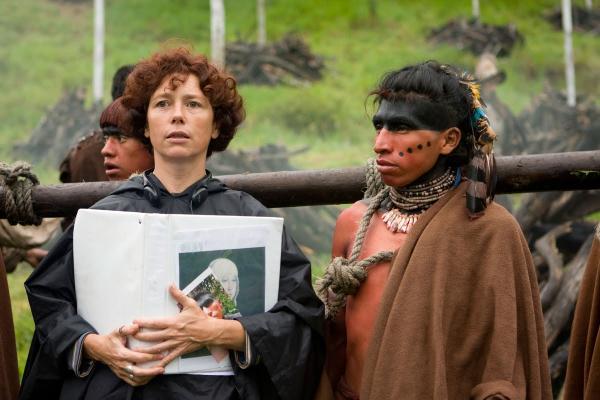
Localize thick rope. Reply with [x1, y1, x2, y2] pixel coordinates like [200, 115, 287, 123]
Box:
[0, 161, 42, 226]
[316, 159, 394, 319]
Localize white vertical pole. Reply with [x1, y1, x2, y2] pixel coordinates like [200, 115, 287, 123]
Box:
[472, 0, 480, 21]
[562, 0, 576, 107]
[585, 0, 592, 10]
[257, 0, 266, 47]
[210, 0, 226, 67]
[93, 0, 105, 104]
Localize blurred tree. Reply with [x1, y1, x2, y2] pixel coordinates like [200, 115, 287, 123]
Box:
[369, 0, 377, 19]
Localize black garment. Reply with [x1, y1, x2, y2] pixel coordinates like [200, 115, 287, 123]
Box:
[20, 171, 325, 400]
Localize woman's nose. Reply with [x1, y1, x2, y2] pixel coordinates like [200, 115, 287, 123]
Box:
[171, 101, 185, 123]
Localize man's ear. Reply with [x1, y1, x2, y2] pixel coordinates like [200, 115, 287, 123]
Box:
[439, 127, 461, 155]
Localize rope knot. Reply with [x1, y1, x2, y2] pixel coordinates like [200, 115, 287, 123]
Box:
[0, 161, 42, 226]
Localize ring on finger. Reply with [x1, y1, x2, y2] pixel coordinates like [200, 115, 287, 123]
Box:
[128, 373, 134, 380]
[124, 364, 134, 375]
[118, 325, 126, 336]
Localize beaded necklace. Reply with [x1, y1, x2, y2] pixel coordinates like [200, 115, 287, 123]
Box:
[381, 167, 458, 233]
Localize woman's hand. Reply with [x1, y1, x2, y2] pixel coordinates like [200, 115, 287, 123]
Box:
[83, 324, 165, 387]
[132, 285, 245, 367]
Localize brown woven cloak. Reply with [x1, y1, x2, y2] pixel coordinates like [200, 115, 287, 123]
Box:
[563, 232, 600, 400]
[0, 253, 19, 400]
[360, 183, 551, 400]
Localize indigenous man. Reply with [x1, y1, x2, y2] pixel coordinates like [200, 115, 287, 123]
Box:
[59, 65, 135, 185]
[563, 227, 600, 399]
[317, 61, 551, 400]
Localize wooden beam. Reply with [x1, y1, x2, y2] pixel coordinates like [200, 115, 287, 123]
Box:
[1, 151, 600, 218]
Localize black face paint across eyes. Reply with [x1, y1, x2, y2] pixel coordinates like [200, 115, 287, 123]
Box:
[372, 99, 457, 132]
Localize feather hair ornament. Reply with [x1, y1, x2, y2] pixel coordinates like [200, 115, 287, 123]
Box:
[461, 73, 498, 218]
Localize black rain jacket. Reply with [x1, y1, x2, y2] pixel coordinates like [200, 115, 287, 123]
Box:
[20, 171, 324, 400]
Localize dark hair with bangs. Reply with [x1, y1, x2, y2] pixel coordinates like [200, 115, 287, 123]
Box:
[99, 97, 152, 149]
[122, 47, 245, 157]
[368, 61, 476, 166]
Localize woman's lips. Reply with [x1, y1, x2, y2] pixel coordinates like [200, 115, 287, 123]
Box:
[166, 131, 190, 143]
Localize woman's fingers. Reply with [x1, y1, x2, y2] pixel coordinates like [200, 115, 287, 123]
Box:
[157, 345, 188, 368]
[116, 323, 139, 337]
[121, 346, 165, 364]
[132, 339, 178, 354]
[116, 363, 162, 387]
[133, 317, 174, 330]
[169, 284, 197, 309]
[122, 363, 165, 378]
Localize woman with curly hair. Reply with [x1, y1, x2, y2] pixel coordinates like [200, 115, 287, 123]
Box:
[20, 48, 324, 400]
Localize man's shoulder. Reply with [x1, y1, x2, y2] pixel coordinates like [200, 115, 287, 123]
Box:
[337, 200, 370, 222]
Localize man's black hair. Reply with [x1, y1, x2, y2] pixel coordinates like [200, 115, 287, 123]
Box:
[370, 61, 476, 166]
[111, 65, 135, 100]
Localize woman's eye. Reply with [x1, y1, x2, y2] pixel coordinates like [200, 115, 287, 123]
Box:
[187, 101, 201, 108]
[155, 100, 169, 107]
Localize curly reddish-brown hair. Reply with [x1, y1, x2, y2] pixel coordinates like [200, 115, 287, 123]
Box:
[122, 47, 245, 157]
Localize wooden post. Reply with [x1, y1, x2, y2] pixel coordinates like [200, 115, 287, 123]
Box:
[562, 0, 576, 107]
[210, 0, 226, 67]
[93, 0, 105, 104]
[1, 151, 600, 218]
[472, 0, 480, 22]
[257, 0, 266, 48]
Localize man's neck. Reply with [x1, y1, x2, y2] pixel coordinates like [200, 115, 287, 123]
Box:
[153, 157, 206, 193]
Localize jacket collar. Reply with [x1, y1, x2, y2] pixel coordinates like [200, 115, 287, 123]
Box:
[111, 169, 227, 208]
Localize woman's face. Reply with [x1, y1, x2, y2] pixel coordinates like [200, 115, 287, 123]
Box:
[218, 269, 239, 301]
[146, 73, 218, 165]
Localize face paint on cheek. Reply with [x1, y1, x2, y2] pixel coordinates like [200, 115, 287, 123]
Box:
[417, 144, 423, 150]
[407, 147, 413, 154]
[399, 151, 404, 157]
[427, 141, 431, 147]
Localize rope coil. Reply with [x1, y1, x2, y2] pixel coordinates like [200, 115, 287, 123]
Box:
[316, 159, 394, 319]
[0, 161, 42, 226]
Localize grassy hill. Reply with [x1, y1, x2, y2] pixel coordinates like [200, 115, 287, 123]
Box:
[2, 0, 599, 177]
[3, 0, 600, 376]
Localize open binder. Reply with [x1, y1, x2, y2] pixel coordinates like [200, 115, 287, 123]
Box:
[73, 209, 283, 374]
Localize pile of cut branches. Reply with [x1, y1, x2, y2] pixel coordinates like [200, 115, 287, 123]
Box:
[546, 5, 600, 35]
[512, 88, 600, 397]
[14, 89, 101, 167]
[226, 34, 325, 85]
[428, 18, 524, 57]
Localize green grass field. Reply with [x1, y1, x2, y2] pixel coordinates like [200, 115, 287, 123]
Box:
[4, 0, 600, 376]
